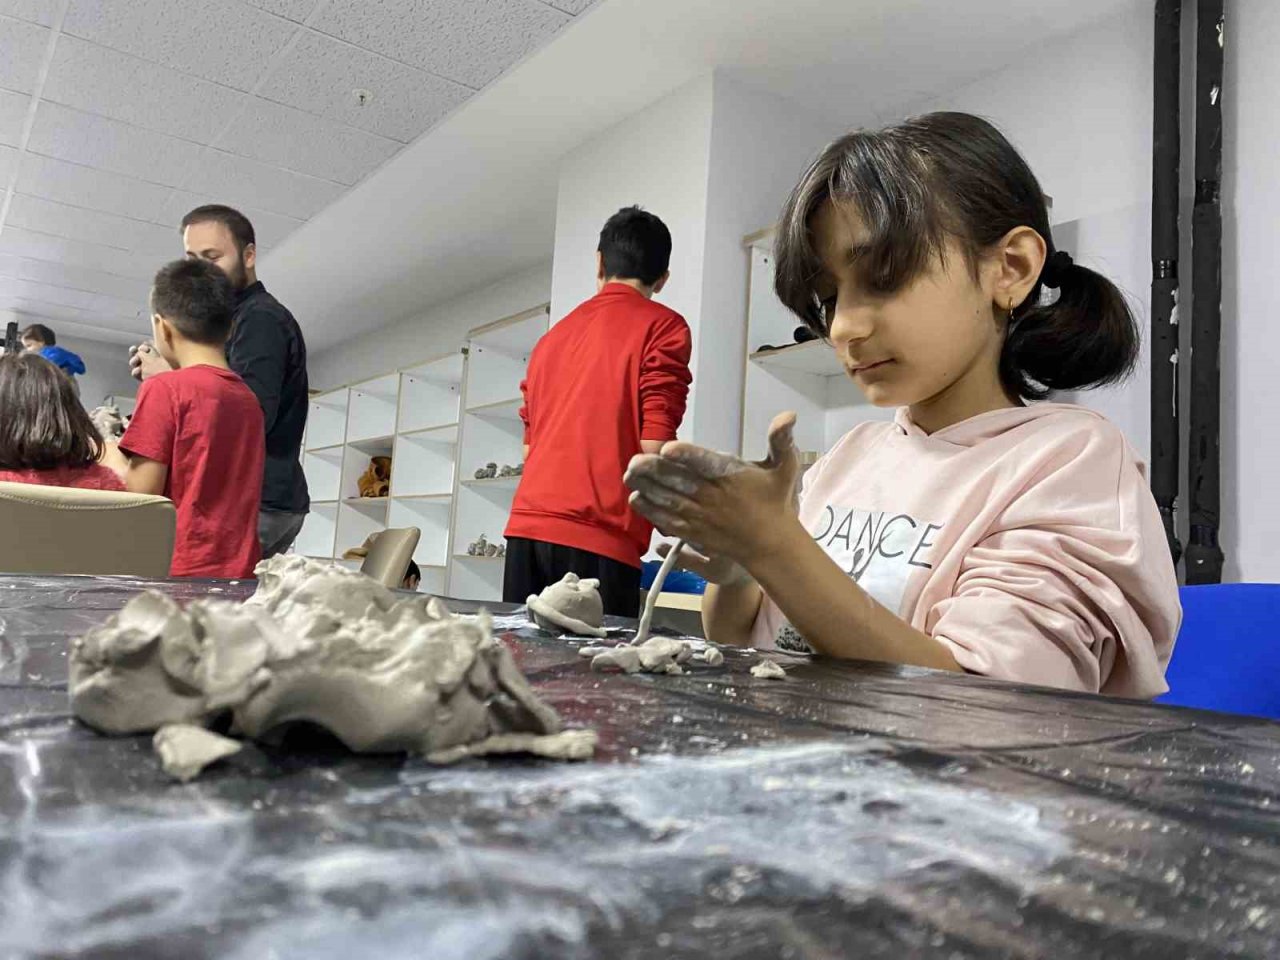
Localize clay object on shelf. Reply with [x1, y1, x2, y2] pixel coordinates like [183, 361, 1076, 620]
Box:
[467, 534, 489, 557]
[498, 464, 517, 478]
[527, 572, 607, 638]
[484, 542, 499, 557]
[358, 456, 391, 498]
[495, 544, 506, 558]
[68, 554, 597, 778]
[473, 462, 498, 480]
[514, 462, 524, 475]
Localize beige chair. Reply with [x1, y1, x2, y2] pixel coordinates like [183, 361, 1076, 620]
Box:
[360, 527, 420, 588]
[0, 481, 176, 577]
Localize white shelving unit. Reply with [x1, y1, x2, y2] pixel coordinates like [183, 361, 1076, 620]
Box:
[292, 304, 549, 602]
[739, 228, 893, 461]
[449, 304, 549, 602]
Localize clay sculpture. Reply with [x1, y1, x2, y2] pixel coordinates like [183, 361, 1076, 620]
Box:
[474, 462, 499, 480]
[89, 403, 125, 441]
[498, 464, 517, 478]
[751, 658, 788, 680]
[357, 456, 391, 498]
[579, 635, 693, 675]
[527, 572, 607, 638]
[69, 555, 596, 780]
[468, 534, 489, 557]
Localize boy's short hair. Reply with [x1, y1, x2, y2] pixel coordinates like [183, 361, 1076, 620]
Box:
[20, 323, 56, 346]
[151, 259, 237, 346]
[180, 204, 256, 253]
[598, 206, 672, 287]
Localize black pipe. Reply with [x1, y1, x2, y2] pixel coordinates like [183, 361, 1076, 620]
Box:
[1150, 0, 1182, 568]
[3, 322, 18, 356]
[1186, 0, 1225, 584]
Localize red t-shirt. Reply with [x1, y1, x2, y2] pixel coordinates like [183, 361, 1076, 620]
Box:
[120, 365, 265, 578]
[505, 284, 692, 567]
[0, 463, 125, 491]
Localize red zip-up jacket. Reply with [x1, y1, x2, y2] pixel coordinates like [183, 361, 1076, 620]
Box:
[505, 283, 693, 567]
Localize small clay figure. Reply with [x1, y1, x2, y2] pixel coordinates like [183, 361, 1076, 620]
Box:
[581, 635, 693, 675]
[751, 658, 787, 680]
[495, 544, 506, 558]
[358, 456, 391, 498]
[474, 466, 488, 480]
[484, 542, 499, 558]
[474, 534, 488, 555]
[498, 464, 517, 478]
[514, 462, 524, 476]
[527, 572, 607, 638]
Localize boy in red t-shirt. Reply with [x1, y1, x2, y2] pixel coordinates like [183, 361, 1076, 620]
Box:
[119, 259, 265, 578]
[504, 206, 692, 616]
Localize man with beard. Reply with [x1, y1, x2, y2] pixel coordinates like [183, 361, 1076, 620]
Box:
[131, 205, 310, 558]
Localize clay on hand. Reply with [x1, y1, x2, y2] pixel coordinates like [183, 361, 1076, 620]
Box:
[69, 555, 596, 778]
[89, 404, 125, 442]
[527, 572, 607, 638]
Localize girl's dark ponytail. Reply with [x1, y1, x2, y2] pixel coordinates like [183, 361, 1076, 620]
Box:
[1001, 253, 1140, 400]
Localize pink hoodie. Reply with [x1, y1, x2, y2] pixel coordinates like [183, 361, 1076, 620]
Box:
[750, 404, 1180, 698]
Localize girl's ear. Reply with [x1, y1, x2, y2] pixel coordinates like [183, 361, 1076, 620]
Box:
[992, 226, 1046, 315]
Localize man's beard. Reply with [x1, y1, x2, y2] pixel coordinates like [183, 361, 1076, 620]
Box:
[225, 255, 248, 291]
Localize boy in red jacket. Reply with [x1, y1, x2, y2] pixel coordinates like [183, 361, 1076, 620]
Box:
[505, 206, 692, 616]
[118, 259, 265, 578]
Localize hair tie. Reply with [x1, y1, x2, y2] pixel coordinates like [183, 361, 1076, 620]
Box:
[1040, 250, 1074, 289]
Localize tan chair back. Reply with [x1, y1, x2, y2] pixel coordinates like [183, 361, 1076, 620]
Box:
[360, 527, 420, 588]
[0, 481, 176, 577]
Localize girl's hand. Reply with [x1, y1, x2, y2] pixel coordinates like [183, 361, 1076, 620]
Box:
[625, 412, 800, 565]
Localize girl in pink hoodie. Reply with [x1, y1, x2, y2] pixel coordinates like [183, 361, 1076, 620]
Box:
[626, 112, 1180, 699]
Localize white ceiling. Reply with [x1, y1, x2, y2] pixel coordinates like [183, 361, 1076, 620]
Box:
[0, 0, 596, 344]
[0, 0, 1142, 351]
[262, 0, 1144, 353]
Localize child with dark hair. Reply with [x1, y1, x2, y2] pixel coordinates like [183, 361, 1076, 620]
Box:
[119, 259, 265, 578]
[0, 353, 123, 491]
[626, 112, 1180, 699]
[20, 323, 86, 392]
[504, 205, 692, 617]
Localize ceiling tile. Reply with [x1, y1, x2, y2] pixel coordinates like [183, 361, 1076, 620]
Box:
[0, 252, 151, 301]
[0, 1, 57, 26]
[541, 0, 596, 13]
[0, 275, 143, 316]
[310, 0, 571, 89]
[159, 190, 304, 251]
[180, 148, 344, 220]
[0, 226, 160, 279]
[261, 30, 471, 143]
[0, 14, 49, 94]
[62, 0, 297, 92]
[7, 194, 178, 256]
[16, 153, 174, 222]
[240, 0, 317, 23]
[0, 143, 16, 181]
[42, 36, 250, 145]
[0, 89, 26, 146]
[216, 98, 399, 185]
[26, 101, 207, 189]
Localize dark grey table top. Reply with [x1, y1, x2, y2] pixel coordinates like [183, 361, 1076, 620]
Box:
[0, 573, 1277, 959]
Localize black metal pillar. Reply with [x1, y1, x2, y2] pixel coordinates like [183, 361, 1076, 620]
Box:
[1185, 0, 1225, 584]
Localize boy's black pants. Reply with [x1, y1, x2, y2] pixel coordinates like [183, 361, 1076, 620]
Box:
[503, 536, 641, 618]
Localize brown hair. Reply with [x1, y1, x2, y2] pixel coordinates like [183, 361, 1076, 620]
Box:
[180, 204, 255, 253]
[20, 323, 56, 346]
[0, 353, 103, 470]
[774, 111, 1138, 400]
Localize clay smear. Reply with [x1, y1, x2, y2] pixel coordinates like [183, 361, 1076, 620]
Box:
[69, 555, 596, 779]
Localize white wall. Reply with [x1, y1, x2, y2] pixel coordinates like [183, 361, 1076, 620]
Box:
[549, 74, 715, 437]
[1222, 0, 1279, 582]
[307, 263, 551, 391]
[698, 73, 840, 452]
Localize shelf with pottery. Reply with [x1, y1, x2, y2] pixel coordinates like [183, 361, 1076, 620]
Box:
[449, 304, 550, 602]
[290, 305, 549, 600]
[738, 227, 890, 463]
